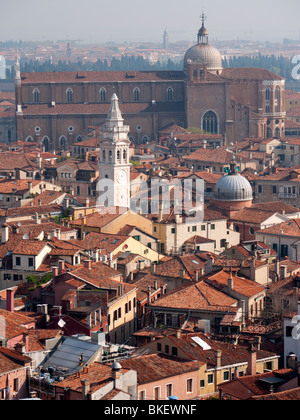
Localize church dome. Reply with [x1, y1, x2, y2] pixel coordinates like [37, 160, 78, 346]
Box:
[213, 164, 253, 202]
[214, 173, 253, 202]
[184, 43, 223, 71]
[184, 16, 222, 73]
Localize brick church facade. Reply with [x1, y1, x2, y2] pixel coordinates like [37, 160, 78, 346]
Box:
[15, 19, 286, 152]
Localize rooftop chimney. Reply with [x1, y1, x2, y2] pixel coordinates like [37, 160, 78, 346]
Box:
[1, 224, 9, 244]
[6, 288, 15, 313]
[247, 344, 257, 376]
[81, 379, 90, 400]
[58, 260, 65, 273]
[215, 350, 222, 368]
[84, 259, 92, 270]
[280, 265, 287, 280]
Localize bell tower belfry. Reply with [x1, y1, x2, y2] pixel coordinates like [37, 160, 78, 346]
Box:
[99, 94, 131, 209]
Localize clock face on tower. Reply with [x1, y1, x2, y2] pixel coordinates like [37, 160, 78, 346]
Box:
[116, 169, 127, 184]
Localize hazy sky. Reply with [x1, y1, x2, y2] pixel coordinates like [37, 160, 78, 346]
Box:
[0, 0, 300, 44]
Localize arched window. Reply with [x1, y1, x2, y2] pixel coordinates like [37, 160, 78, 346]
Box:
[59, 136, 68, 150]
[202, 110, 218, 134]
[117, 150, 120, 160]
[275, 127, 280, 138]
[102, 150, 106, 161]
[265, 87, 270, 113]
[123, 150, 127, 161]
[43, 136, 50, 152]
[133, 87, 140, 102]
[25, 136, 34, 142]
[267, 127, 272, 138]
[167, 87, 173, 101]
[100, 88, 106, 102]
[109, 150, 112, 160]
[275, 86, 280, 112]
[33, 89, 40, 103]
[66, 88, 73, 103]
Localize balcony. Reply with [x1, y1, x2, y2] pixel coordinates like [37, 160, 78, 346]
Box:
[278, 193, 297, 199]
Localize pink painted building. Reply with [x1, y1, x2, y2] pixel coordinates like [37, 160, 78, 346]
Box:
[0, 347, 31, 400]
[120, 353, 204, 400]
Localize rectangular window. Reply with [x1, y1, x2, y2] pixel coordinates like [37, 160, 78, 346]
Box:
[157, 343, 162, 352]
[165, 345, 169, 354]
[200, 379, 205, 388]
[187, 378, 193, 393]
[166, 384, 173, 399]
[13, 378, 19, 392]
[211, 224, 215, 230]
[154, 387, 160, 400]
[192, 226, 197, 232]
[223, 371, 229, 381]
[171, 227, 176, 234]
[118, 307, 121, 318]
[28, 257, 34, 267]
[171, 347, 178, 356]
[16, 257, 21, 266]
[139, 390, 146, 400]
[207, 374, 214, 384]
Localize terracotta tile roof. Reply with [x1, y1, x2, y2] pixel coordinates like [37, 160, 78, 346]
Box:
[250, 202, 300, 214]
[12, 240, 51, 256]
[221, 67, 284, 81]
[24, 190, 65, 207]
[68, 260, 123, 285]
[120, 353, 203, 384]
[55, 361, 131, 394]
[73, 137, 99, 148]
[21, 70, 185, 83]
[193, 171, 223, 183]
[158, 332, 277, 369]
[0, 348, 31, 374]
[27, 329, 63, 352]
[150, 280, 238, 312]
[0, 204, 62, 219]
[256, 218, 300, 237]
[67, 232, 131, 255]
[0, 308, 35, 340]
[184, 235, 215, 244]
[251, 387, 300, 400]
[21, 101, 184, 116]
[130, 273, 167, 301]
[205, 269, 265, 298]
[229, 208, 277, 224]
[71, 207, 128, 228]
[182, 147, 251, 164]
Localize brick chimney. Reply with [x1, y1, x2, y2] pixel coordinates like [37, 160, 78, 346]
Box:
[84, 259, 92, 270]
[6, 288, 15, 312]
[247, 345, 257, 375]
[58, 260, 65, 273]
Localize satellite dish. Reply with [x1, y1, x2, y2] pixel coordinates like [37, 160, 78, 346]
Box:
[58, 319, 66, 328]
[22, 234, 29, 240]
